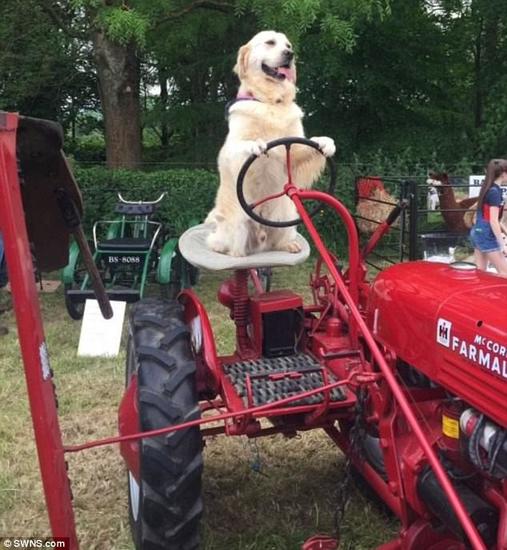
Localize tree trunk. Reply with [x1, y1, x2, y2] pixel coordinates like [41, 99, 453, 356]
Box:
[473, 30, 482, 129]
[159, 67, 170, 148]
[93, 30, 142, 169]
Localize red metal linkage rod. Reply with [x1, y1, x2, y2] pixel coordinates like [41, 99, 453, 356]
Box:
[289, 186, 486, 550]
[249, 269, 264, 294]
[361, 219, 391, 259]
[286, 183, 360, 345]
[64, 373, 363, 453]
[0, 113, 78, 548]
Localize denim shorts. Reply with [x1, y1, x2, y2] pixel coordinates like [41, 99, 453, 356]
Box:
[470, 225, 501, 253]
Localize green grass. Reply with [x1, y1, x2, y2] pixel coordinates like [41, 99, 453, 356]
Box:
[0, 266, 398, 549]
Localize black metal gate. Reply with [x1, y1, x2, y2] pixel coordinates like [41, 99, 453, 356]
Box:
[354, 175, 476, 271]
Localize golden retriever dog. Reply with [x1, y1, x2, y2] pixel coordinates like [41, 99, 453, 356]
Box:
[205, 30, 335, 257]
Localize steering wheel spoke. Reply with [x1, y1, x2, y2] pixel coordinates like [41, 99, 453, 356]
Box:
[250, 189, 287, 210]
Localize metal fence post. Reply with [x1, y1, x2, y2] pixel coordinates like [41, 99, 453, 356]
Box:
[399, 180, 408, 262]
[408, 179, 419, 260]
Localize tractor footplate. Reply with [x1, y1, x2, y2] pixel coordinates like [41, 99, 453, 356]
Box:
[223, 353, 346, 407]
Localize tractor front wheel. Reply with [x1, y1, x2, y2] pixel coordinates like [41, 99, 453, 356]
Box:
[126, 297, 203, 550]
[64, 283, 85, 320]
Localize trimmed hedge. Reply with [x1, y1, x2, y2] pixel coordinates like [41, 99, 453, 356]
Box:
[74, 166, 359, 254]
[76, 163, 481, 259]
[75, 167, 219, 237]
[73, 153, 483, 259]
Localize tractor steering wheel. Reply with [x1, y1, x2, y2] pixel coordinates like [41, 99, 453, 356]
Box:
[236, 136, 337, 227]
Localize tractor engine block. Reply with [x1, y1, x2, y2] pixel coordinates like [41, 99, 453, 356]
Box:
[368, 260, 507, 426]
[363, 260, 507, 547]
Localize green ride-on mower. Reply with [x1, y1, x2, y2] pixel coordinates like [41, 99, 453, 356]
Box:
[61, 192, 199, 320]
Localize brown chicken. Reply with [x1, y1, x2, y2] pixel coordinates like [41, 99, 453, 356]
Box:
[355, 177, 397, 235]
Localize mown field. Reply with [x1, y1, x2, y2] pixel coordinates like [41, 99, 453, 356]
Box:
[0, 265, 397, 549]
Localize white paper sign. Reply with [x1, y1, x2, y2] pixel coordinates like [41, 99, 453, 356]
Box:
[469, 175, 484, 198]
[78, 299, 126, 357]
[469, 175, 507, 201]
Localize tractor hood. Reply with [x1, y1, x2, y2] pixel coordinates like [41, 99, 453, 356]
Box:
[367, 261, 507, 426]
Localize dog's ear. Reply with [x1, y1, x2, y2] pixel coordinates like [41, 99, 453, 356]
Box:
[234, 44, 250, 80]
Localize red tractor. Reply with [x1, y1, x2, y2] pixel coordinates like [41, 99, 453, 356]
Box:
[1, 113, 506, 550]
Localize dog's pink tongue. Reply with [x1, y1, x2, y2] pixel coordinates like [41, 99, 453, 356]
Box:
[278, 66, 295, 82]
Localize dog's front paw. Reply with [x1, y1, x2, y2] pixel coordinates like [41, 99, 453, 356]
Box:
[207, 231, 230, 255]
[228, 246, 247, 257]
[244, 139, 267, 157]
[282, 240, 302, 253]
[310, 136, 336, 157]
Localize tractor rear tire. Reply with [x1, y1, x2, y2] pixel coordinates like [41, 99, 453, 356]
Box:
[126, 297, 203, 550]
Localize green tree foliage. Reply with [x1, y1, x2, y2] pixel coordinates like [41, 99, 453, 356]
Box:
[145, 10, 256, 162]
[299, 0, 470, 159]
[0, 0, 97, 126]
[142, 0, 391, 162]
[429, 0, 507, 156]
[2, 0, 507, 166]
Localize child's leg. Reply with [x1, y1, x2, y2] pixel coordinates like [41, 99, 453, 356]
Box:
[474, 249, 488, 270]
[485, 251, 507, 277]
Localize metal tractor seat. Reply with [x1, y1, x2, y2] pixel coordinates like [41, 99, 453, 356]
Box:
[96, 237, 151, 253]
[115, 203, 157, 216]
[179, 223, 310, 271]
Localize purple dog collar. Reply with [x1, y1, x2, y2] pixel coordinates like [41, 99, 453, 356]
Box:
[225, 92, 260, 120]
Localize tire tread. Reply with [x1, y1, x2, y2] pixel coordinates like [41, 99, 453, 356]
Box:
[128, 297, 203, 550]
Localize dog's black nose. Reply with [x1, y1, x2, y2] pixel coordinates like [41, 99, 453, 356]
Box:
[283, 49, 294, 61]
